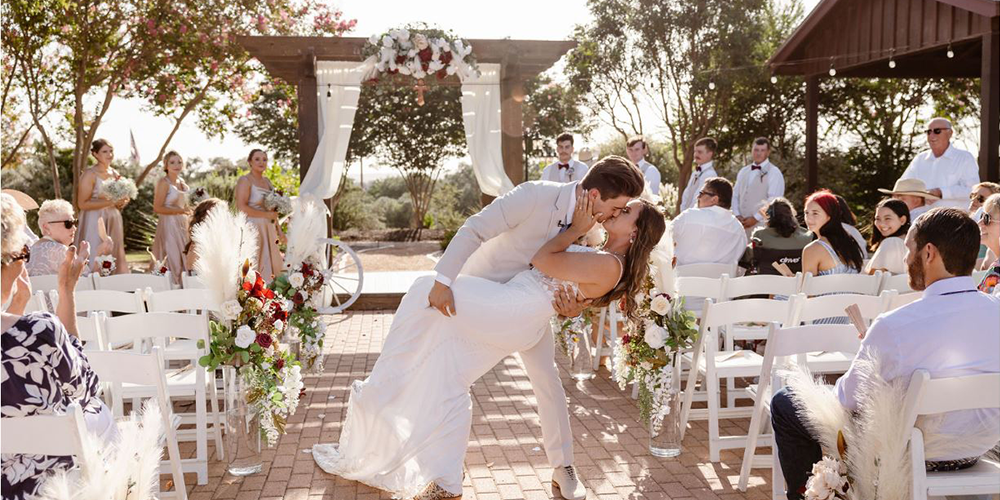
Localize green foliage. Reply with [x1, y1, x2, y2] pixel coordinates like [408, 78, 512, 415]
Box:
[523, 74, 593, 158]
[234, 82, 300, 164]
[366, 176, 408, 200]
[331, 178, 384, 231]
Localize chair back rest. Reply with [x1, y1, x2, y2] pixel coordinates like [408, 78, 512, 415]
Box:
[103, 312, 208, 346]
[23, 291, 49, 313]
[701, 297, 794, 330]
[902, 369, 1000, 432]
[885, 290, 922, 311]
[30, 273, 94, 293]
[77, 312, 108, 351]
[800, 271, 882, 296]
[749, 246, 805, 276]
[94, 273, 171, 293]
[146, 288, 220, 314]
[722, 274, 801, 299]
[879, 273, 913, 294]
[64, 289, 146, 314]
[0, 402, 88, 456]
[755, 322, 863, 395]
[87, 347, 171, 419]
[791, 291, 891, 325]
[676, 262, 737, 278]
[181, 272, 206, 289]
[676, 275, 727, 301]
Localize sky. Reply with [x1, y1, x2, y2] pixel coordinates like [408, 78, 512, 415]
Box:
[94, 0, 830, 183]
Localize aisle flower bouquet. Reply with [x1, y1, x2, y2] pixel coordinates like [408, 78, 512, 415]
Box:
[269, 260, 328, 372]
[100, 177, 138, 203]
[551, 310, 593, 358]
[197, 260, 303, 446]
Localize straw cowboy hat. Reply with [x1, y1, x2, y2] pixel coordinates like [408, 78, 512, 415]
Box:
[577, 147, 595, 163]
[877, 178, 941, 200]
[1, 189, 39, 210]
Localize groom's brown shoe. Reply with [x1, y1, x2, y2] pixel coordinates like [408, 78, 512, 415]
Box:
[552, 465, 586, 500]
[411, 481, 462, 500]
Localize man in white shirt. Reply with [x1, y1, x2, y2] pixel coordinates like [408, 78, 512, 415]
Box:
[541, 133, 589, 184]
[732, 137, 784, 234]
[900, 117, 979, 211]
[771, 208, 1000, 500]
[878, 177, 940, 221]
[672, 177, 748, 267]
[625, 135, 661, 196]
[680, 137, 719, 212]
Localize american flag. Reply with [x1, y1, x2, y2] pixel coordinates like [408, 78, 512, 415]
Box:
[129, 129, 140, 166]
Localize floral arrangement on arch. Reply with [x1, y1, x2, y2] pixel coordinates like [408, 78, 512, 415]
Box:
[361, 27, 477, 83]
[612, 267, 698, 425]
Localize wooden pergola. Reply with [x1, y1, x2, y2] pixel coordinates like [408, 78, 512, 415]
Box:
[770, 0, 1000, 191]
[238, 36, 576, 190]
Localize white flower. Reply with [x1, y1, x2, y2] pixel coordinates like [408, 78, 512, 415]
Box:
[413, 33, 429, 50]
[804, 457, 845, 500]
[264, 344, 275, 357]
[222, 299, 242, 321]
[262, 361, 271, 371]
[288, 272, 305, 288]
[650, 295, 671, 316]
[643, 322, 667, 350]
[234, 325, 255, 349]
[428, 60, 444, 72]
[381, 35, 393, 48]
[273, 319, 284, 332]
[368, 34, 379, 45]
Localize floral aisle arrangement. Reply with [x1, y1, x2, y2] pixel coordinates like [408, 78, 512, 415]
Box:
[99, 176, 138, 203]
[551, 309, 596, 380]
[361, 27, 478, 84]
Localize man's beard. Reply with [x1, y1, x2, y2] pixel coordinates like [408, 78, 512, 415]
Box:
[907, 251, 926, 291]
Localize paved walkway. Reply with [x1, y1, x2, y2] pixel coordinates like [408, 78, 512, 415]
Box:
[183, 311, 774, 499]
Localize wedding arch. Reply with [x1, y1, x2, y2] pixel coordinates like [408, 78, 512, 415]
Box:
[238, 35, 576, 200]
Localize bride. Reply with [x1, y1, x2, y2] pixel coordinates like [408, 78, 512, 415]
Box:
[312, 191, 666, 499]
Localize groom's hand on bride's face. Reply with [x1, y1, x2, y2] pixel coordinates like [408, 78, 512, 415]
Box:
[553, 285, 592, 318]
[428, 280, 457, 317]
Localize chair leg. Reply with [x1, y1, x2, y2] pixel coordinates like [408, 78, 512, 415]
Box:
[679, 359, 701, 440]
[773, 449, 786, 500]
[593, 307, 607, 371]
[209, 370, 225, 461]
[162, 411, 188, 500]
[737, 394, 769, 490]
[707, 373, 722, 462]
[195, 385, 208, 485]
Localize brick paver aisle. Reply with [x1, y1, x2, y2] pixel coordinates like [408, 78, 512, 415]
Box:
[188, 311, 773, 499]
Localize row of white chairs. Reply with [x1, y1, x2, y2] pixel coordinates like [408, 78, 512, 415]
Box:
[30, 271, 174, 295]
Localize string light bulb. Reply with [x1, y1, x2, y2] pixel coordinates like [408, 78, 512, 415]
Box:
[708, 78, 716, 90]
[947, 43, 955, 58]
[770, 75, 778, 84]
[888, 49, 896, 68]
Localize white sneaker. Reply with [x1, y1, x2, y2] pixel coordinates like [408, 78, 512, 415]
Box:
[552, 465, 586, 500]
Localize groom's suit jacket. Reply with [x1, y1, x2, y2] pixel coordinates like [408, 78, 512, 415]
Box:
[435, 180, 577, 284]
[431, 179, 577, 468]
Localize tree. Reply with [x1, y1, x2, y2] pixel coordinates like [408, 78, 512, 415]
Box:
[523, 74, 593, 145]
[348, 79, 466, 230]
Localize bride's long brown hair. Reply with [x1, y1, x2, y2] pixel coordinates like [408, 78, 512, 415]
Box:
[590, 200, 666, 321]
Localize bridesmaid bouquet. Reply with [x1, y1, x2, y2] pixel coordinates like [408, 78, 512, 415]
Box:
[263, 190, 293, 217]
[189, 186, 210, 206]
[93, 254, 117, 276]
[100, 177, 138, 203]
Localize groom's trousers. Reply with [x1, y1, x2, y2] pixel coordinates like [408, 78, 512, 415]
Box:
[516, 324, 574, 468]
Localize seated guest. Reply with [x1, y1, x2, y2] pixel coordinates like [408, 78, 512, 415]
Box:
[802, 190, 864, 278]
[878, 178, 939, 221]
[900, 117, 979, 210]
[26, 200, 78, 276]
[969, 182, 1000, 219]
[740, 197, 811, 275]
[184, 198, 225, 272]
[771, 208, 1000, 499]
[977, 193, 1000, 294]
[1, 194, 117, 500]
[1, 189, 40, 244]
[864, 198, 910, 275]
[673, 177, 747, 267]
[834, 195, 868, 259]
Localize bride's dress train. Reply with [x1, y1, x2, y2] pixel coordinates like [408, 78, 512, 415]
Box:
[312, 247, 595, 498]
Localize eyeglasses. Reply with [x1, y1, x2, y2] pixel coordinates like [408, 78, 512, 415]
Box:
[982, 212, 995, 226]
[924, 127, 951, 135]
[2, 245, 30, 265]
[46, 219, 78, 229]
[698, 190, 717, 198]
[970, 193, 986, 204]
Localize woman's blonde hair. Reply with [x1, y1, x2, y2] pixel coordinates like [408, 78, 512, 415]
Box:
[163, 151, 183, 174]
[37, 199, 75, 235]
[1, 193, 28, 262]
[984, 193, 1000, 216]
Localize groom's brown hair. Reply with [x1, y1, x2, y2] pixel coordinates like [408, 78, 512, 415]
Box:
[581, 155, 645, 200]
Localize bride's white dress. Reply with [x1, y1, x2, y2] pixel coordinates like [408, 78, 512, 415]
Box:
[312, 245, 611, 498]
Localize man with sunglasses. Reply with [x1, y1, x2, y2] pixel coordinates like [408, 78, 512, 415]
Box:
[26, 200, 80, 276]
[899, 117, 979, 211]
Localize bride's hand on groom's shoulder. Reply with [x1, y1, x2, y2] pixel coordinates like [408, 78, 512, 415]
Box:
[570, 191, 601, 236]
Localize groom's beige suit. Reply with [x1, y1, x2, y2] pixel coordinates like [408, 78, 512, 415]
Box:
[434, 179, 578, 467]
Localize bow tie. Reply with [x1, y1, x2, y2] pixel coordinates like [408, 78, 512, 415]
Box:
[751, 164, 762, 171]
[695, 166, 702, 173]
[558, 163, 570, 170]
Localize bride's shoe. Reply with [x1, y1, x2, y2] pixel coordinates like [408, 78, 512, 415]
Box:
[411, 481, 462, 500]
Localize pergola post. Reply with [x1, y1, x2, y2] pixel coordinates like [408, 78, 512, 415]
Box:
[805, 76, 819, 192]
[298, 53, 319, 182]
[981, 19, 999, 183]
[500, 56, 525, 187]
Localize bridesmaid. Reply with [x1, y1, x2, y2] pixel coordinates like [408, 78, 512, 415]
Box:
[235, 149, 285, 281]
[151, 151, 191, 285]
[75, 138, 129, 275]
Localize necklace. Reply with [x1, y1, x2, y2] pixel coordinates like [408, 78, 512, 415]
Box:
[600, 246, 626, 259]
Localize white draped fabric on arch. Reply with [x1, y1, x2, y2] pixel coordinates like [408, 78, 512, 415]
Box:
[298, 60, 513, 200]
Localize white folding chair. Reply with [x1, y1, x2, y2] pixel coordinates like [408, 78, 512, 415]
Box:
[52, 288, 146, 316]
[786, 291, 890, 373]
[87, 347, 187, 500]
[885, 289, 922, 310]
[592, 301, 620, 371]
[676, 274, 728, 319]
[22, 290, 49, 313]
[0, 402, 88, 458]
[77, 312, 109, 351]
[103, 312, 216, 484]
[30, 273, 95, 294]
[799, 271, 883, 296]
[678, 298, 789, 462]
[736, 322, 862, 495]
[904, 370, 1000, 500]
[879, 272, 913, 293]
[721, 273, 801, 300]
[94, 272, 172, 294]
[676, 262, 738, 278]
[181, 272, 206, 289]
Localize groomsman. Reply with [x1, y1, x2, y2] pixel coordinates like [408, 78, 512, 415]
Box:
[626, 136, 661, 196]
[680, 137, 719, 211]
[732, 137, 785, 233]
[541, 133, 589, 183]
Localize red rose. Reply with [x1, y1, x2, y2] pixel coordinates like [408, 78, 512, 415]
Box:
[395, 54, 406, 65]
[102, 261, 112, 269]
[437, 69, 447, 80]
[440, 51, 453, 65]
[274, 358, 284, 371]
[302, 263, 313, 276]
[292, 292, 305, 305]
[255, 333, 273, 349]
[621, 334, 630, 345]
[417, 47, 433, 62]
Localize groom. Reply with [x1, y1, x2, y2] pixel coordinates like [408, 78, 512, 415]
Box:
[428, 156, 645, 500]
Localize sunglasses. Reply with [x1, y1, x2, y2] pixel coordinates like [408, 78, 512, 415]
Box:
[970, 193, 986, 204]
[698, 190, 718, 198]
[46, 219, 78, 230]
[2, 245, 30, 265]
[924, 127, 951, 135]
[983, 212, 995, 226]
